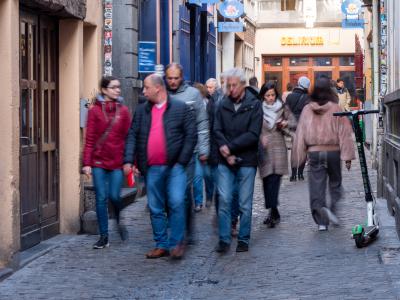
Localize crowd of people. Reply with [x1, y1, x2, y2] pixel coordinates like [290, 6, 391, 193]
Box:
[82, 65, 356, 258]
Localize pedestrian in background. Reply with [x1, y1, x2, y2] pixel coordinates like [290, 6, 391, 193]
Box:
[336, 78, 352, 111]
[286, 76, 310, 181]
[258, 81, 296, 228]
[192, 82, 210, 212]
[248, 76, 260, 95]
[123, 74, 197, 258]
[166, 63, 210, 244]
[292, 77, 355, 231]
[82, 76, 131, 249]
[214, 68, 262, 253]
[282, 82, 294, 103]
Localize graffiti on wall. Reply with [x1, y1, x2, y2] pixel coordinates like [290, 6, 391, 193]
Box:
[104, 0, 113, 76]
[379, 0, 387, 98]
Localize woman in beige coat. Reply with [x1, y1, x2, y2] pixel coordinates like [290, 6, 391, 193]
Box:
[258, 81, 296, 227]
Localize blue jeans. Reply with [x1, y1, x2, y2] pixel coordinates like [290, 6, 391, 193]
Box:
[146, 164, 187, 249]
[216, 164, 256, 245]
[193, 157, 205, 206]
[204, 164, 216, 201]
[92, 168, 124, 237]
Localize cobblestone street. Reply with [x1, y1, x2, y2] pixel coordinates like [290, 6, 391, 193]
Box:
[1, 156, 400, 299]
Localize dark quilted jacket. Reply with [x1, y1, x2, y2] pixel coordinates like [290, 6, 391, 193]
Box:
[123, 98, 197, 175]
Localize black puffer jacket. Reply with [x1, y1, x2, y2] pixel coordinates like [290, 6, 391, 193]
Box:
[123, 97, 197, 175]
[214, 89, 263, 167]
[285, 87, 309, 121]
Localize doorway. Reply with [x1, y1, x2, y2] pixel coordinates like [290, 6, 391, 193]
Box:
[19, 11, 59, 250]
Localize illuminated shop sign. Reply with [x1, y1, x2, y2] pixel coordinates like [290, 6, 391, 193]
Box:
[281, 36, 324, 46]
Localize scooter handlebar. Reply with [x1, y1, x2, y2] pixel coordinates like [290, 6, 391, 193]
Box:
[333, 109, 380, 117]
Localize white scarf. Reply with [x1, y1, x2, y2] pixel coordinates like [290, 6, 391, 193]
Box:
[262, 100, 283, 129]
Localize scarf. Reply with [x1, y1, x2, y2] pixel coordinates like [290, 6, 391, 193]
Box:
[262, 100, 283, 129]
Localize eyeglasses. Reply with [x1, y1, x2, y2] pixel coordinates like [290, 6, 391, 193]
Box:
[107, 85, 121, 90]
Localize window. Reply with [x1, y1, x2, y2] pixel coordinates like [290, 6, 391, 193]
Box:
[264, 57, 282, 66]
[289, 57, 309, 66]
[339, 56, 355, 66]
[314, 71, 332, 82]
[281, 0, 296, 11]
[390, 103, 400, 137]
[264, 72, 282, 94]
[313, 57, 332, 66]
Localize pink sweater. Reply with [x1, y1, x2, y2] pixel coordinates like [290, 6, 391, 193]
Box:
[147, 104, 167, 166]
[292, 101, 356, 167]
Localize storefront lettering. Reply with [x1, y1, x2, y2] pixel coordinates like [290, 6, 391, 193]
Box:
[281, 36, 324, 46]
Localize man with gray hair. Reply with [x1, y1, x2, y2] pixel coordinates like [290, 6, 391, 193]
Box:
[165, 63, 209, 243]
[214, 68, 263, 253]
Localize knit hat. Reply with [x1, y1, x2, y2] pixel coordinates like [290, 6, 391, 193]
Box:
[298, 76, 310, 90]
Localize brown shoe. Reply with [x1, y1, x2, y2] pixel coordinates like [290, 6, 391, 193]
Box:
[145, 248, 170, 259]
[170, 244, 185, 259]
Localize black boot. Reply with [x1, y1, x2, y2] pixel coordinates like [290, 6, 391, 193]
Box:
[271, 207, 281, 224]
[290, 168, 297, 182]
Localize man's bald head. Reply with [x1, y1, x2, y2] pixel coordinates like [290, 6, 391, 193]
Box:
[143, 74, 167, 103]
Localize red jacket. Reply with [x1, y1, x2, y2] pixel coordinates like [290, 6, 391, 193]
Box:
[83, 100, 131, 170]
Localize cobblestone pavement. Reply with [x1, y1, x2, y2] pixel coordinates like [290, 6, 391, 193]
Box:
[1, 155, 400, 299]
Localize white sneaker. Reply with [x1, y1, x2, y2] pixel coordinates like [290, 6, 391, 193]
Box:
[318, 225, 328, 231]
[322, 207, 339, 226]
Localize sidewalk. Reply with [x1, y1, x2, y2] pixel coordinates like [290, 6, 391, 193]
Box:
[0, 154, 399, 299]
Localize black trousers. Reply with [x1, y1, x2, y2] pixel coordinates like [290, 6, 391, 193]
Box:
[262, 174, 282, 209]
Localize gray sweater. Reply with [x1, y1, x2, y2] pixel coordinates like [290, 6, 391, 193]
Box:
[169, 83, 210, 157]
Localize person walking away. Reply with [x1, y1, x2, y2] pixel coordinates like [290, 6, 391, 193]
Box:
[214, 68, 263, 253]
[286, 76, 310, 181]
[292, 77, 355, 231]
[82, 76, 131, 249]
[336, 78, 352, 111]
[192, 83, 210, 212]
[282, 82, 294, 103]
[123, 74, 197, 258]
[248, 76, 260, 95]
[166, 63, 209, 244]
[258, 81, 296, 228]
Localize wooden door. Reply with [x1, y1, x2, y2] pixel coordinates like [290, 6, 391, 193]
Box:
[19, 12, 59, 251]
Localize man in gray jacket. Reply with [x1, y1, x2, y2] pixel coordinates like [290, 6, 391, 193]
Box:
[166, 63, 210, 243]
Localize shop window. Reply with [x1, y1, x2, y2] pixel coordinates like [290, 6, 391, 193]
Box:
[264, 57, 282, 66]
[313, 57, 332, 66]
[281, 0, 296, 11]
[340, 56, 355, 66]
[289, 71, 308, 87]
[264, 71, 282, 94]
[339, 71, 356, 106]
[289, 57, 309, 66]
[314, 71, 332, 82]
[390, 103, 400, 137]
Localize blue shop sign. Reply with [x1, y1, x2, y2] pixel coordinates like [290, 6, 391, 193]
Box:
[218, 0, 244, 19]
[138, 42, 157, 73]
[341, 0, 362, 16]
[201, 0, 219, 3]
[342, 19, 364, 29]
[188, 0, 202, 6]
[218, 22, 243, 32]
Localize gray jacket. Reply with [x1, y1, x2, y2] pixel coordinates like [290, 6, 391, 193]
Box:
[169, 82, 210, 157]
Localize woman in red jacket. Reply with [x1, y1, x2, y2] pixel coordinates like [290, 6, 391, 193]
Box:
[82, 76, 131, 249]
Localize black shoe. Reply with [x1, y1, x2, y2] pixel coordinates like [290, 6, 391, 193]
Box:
[215, 241, 230, 253]
[298, 174, 304, 181]
[289, 175, 297, 182]
[118, 224, 129, 241]
[236, 241, 249, 252]
[93, 236, 109, 249]
[271, 208, 281, 223]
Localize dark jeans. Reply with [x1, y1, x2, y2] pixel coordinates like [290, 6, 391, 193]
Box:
[308, 151, 343, 226]
[185, 155, 196, 238]
[262, 174, 282, 209]
[92, 168, 124, 237]
[204, 164, 216, 201]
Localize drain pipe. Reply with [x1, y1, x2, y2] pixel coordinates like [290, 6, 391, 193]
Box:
[371, 0, 379, 168]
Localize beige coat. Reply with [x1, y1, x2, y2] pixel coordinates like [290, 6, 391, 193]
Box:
[292, 101, 356, 168]
[258, 105, 296, 178]
[337, 89, 351, 111]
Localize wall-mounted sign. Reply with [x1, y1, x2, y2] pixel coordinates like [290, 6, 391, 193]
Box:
[281, 36, 324, 46]
[203, 0, 219, 4]
[138, 42, 157, 73]
[188, 0, 202, 6]
[341, 0, 364, 29]
[218, 22, 244, 32]
[218, 0, 244, 19]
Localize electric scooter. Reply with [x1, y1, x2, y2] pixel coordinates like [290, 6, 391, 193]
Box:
[333, 109, 380, 248]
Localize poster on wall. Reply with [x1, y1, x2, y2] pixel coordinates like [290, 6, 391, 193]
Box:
[138, 42, 157, 73]
[104, 0, 113, 76]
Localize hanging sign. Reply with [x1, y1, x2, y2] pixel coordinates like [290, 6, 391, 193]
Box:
[218, 22, 243, 33]
[138, 42, 157, 73]
[218, 0, 244, 19]
[341, 0, 364, 29]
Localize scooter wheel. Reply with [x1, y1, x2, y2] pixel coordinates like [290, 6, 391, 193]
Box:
[354, 233, 364, 248]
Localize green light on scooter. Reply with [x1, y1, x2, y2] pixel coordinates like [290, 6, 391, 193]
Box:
[352, 225, 363, 235]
